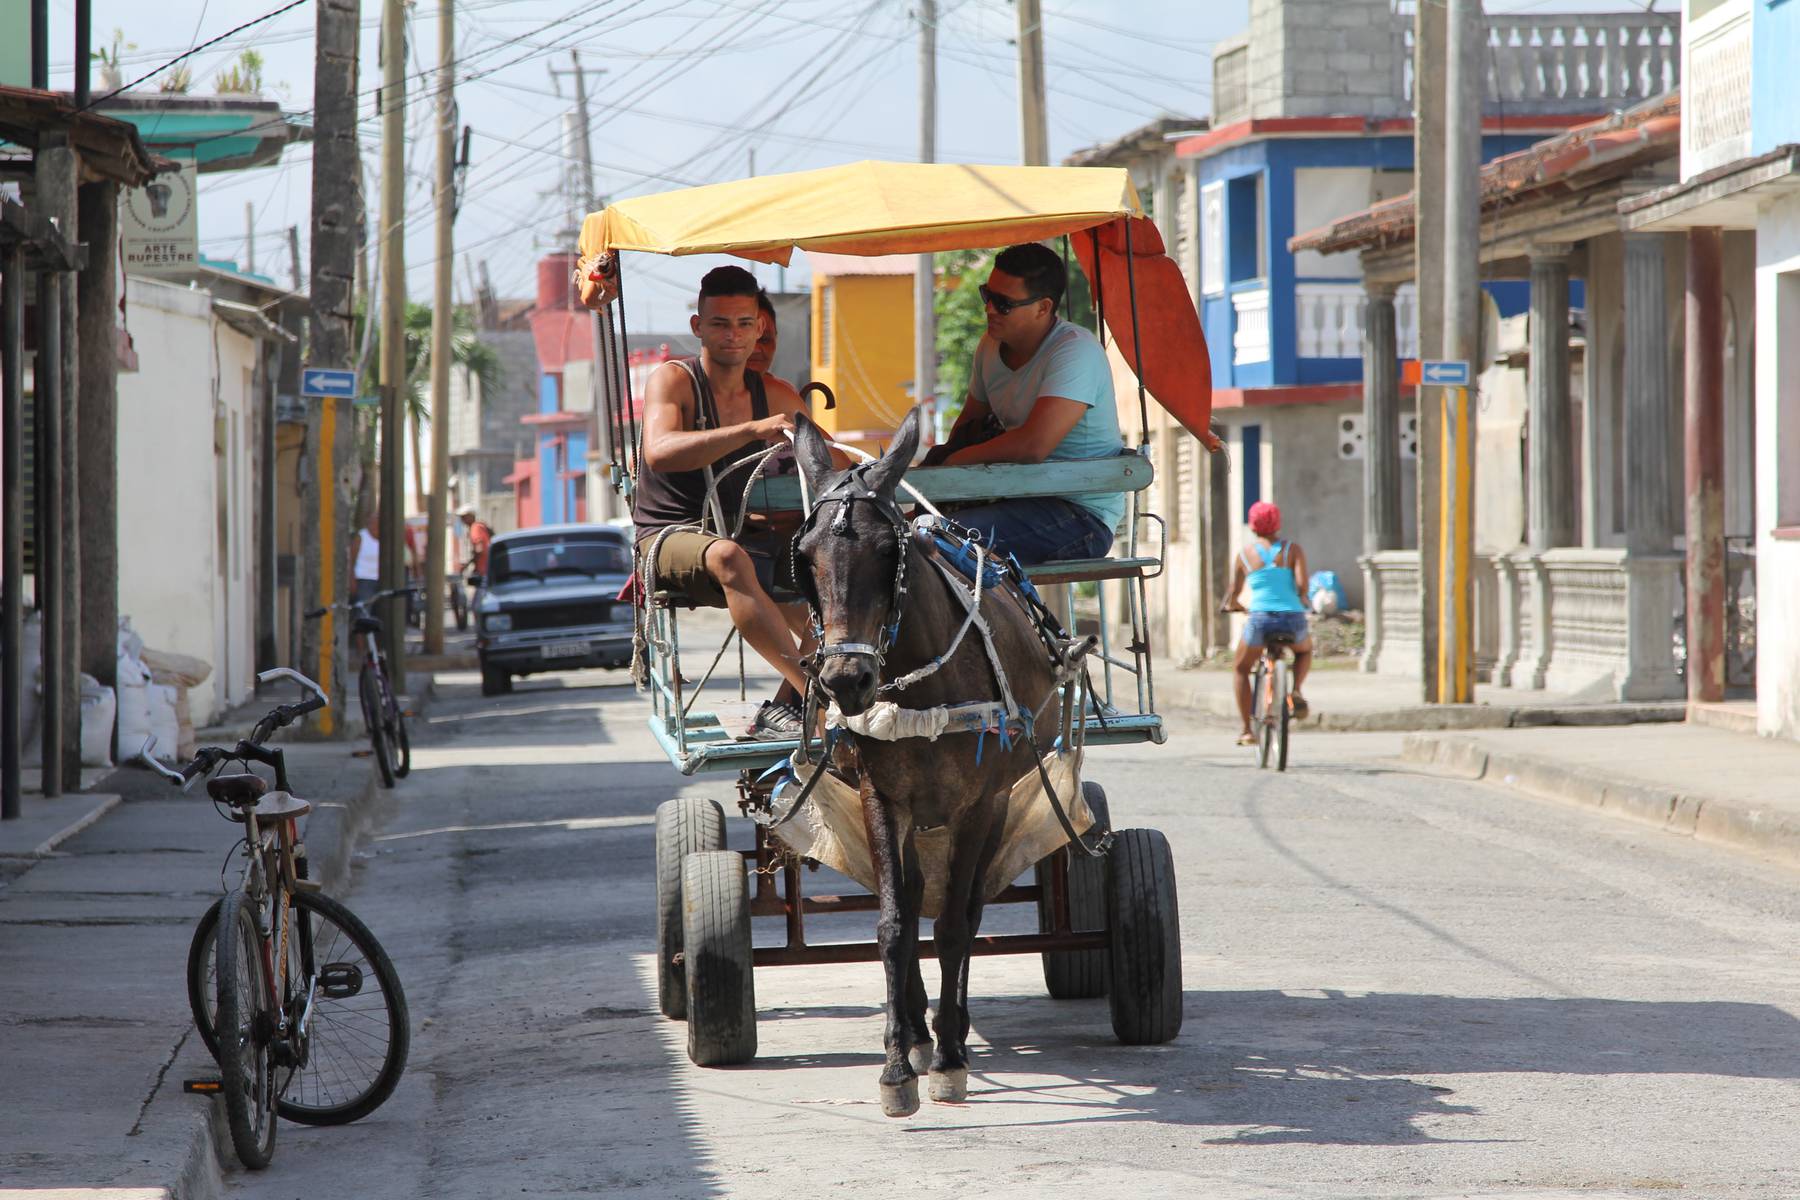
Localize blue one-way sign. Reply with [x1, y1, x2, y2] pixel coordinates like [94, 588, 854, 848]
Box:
[1420, 359, 1471, 386]
[301, 368, 359, 399]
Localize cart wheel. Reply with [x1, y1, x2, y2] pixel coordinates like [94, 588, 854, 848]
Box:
[682, 850, 757, 1066]
[654, 797, 726, 1020]
[1104, 828, 1183, 1045]
[1037, 782, 1110, 999]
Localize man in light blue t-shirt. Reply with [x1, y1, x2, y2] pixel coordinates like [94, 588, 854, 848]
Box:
[931, 242, 1123, 564]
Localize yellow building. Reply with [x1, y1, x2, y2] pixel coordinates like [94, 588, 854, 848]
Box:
[807, 253, 917, 455]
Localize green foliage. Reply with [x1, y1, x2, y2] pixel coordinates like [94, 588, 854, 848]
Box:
[351, 300, 503, 425]
[932, 241, 1098, 431]
[215, 49, 265, 95]
[92, 29, 134, 69]
[158, 63, 194, 94]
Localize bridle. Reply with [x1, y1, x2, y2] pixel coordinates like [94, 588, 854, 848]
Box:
[791, 462, 911, 671]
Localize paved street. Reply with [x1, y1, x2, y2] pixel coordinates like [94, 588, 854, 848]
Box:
[221, 666, 1800, 1200]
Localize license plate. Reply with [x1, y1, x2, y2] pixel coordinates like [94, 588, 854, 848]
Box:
[540, 640, 591, 659]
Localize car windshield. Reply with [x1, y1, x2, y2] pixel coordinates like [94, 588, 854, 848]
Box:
[489, 535, 628, 583]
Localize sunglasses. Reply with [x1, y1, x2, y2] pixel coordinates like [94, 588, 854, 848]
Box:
[978, 284, 1045, 315]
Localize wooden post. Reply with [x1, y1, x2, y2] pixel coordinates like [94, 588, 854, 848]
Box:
[379, 0, 408, 690]
[425, 0, 455, 654]
[1684, 227, 1725, 703]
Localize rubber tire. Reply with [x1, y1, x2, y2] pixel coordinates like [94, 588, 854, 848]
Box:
[361, 665, 395, 788]
[186, 893, 410, 1125]
[1276, 660, 1291, 773]
[1254, 662, 1273, 769]
[655, 798, 727, 1019]
[479, 661, 512, 697]
[1037, 782, 1111, 999]
[215, 890, 278, 1169]
[187, 896, 224, 1062]
[279, 890, 412, 1125]
[389, 701, 412, 778]
[1104, 828, 1183, 1046]
[682, 850, 757, 1066]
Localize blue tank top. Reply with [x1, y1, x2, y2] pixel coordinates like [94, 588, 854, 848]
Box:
[1244, 541, 1305, 613]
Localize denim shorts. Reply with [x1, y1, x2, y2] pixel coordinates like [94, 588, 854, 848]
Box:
[1242, 610, 1309, 647]
[946, 497, 1115, 566]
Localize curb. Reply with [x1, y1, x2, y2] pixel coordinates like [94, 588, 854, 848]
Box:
[1401, 732, 1800, 869]
[1161, 678, 1684, 733]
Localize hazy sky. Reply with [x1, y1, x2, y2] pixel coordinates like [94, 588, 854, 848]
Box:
[51, 0, 1662, 333]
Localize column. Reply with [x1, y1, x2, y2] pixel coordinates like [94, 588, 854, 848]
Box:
[1528, 244, 1575, 551]
[1363, 279, 1402, 555]
[1684, 227, 1726, 703]
[1624, 234, 1676, 552]
[1620, 231, 1682, 700]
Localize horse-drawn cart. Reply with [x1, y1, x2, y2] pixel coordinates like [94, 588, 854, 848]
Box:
[576, 162, 1218, 1114]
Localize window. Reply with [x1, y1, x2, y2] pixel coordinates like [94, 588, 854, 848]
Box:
[1227, 174, 1264, 284]
[1777, 271, 1800, 527]
[489, 534, 629, 583]
[1199, 182, 1224, 296]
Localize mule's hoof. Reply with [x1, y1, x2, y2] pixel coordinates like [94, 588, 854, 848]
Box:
[907, 1041, 934, 1076]
[880, 1076, 920, 1118]
[929, 1067, 969, 1104]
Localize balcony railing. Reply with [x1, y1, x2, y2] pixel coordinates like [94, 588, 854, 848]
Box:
[1232, 288, 1270, 365]
[1398, 13, 1678, 114]
[1682, 0, 1751, 180]
[1294, 282, 1420, 361]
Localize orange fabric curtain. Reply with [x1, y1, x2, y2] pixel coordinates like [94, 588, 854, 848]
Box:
[1073, 216, 1220, 452]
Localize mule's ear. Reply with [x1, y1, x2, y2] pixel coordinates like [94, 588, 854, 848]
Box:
[792, 409, 836, 484]
[865, 405, 923, 499]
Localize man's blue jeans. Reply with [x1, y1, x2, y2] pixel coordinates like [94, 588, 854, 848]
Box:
[949, 497, 1115, 565]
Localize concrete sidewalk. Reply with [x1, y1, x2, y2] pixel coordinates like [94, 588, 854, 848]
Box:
[1404, 722, 1800, 870]
[0, 725, 388, 1197]
[1154, 658, 1686, 731]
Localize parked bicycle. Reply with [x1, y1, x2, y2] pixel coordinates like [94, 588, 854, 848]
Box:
[305, 588, 413, 788]
[140, 668, 409, 1171]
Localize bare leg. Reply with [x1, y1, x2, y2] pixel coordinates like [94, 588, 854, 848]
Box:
[1292, 639, 1313, 695]
[705, 540, 808, 695]
[1232, 640, 1260, 738]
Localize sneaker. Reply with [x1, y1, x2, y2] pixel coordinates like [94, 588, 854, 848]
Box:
[748, 699, 804, 741]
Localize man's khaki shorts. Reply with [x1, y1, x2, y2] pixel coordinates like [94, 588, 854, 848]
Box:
[637, 529, 795, 609]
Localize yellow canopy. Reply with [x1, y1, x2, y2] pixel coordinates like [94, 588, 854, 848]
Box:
[577, 161, 1143, 265]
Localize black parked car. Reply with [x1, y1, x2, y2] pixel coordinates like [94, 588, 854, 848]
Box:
[473, 524, 634, 696]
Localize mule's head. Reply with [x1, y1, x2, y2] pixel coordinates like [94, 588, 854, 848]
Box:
[791, 406, 924, 717]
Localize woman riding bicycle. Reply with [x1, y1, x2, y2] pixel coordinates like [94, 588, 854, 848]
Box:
[1224, 500, 1312, 746]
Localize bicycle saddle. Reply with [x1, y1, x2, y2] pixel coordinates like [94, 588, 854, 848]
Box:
[207, 773, 270, 805]
[1264, 631, 1300, 646]
[223, 791, 314, 823]
[352, 615, 383, 635]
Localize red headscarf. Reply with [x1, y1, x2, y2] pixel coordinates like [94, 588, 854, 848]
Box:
[1248, 500, 1281, 538]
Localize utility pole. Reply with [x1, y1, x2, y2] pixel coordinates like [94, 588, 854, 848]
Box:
[245, 202, 256, 276]
[916, 0, 937, 433]
[552, 51, 618, 521]
[303, 0, 363, 734]
[1016, 0, 1048, 166]
[379, 0, 408, 689]
[1438, 0, 1482, 704]
[1414, 0, 1446, 701]
[425, 0, 454, 653]
[288, 225, 302, 291]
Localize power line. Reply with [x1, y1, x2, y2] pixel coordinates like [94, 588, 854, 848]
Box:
[78, 0, 313, 112]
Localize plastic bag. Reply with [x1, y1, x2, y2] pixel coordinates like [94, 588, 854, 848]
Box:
[1309, 569, 1345, 616]
[78, 673, 116, 768]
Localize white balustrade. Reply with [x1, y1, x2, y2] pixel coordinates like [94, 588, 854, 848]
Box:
[1293, 281, 1419, 361]
[1232, 288, 1271, 366]
[1398, 14, 1678, 113]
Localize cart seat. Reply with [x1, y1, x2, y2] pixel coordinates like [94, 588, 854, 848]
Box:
[1023, 555, 1160, 587]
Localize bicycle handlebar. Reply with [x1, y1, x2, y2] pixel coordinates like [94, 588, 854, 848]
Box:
[304, 588, 417, 622]
[138, 669, 328, 790]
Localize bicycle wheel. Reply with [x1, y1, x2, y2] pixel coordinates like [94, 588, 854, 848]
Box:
[215, 889, 278, 1169]
[387, 688, 412, 779]
[278, 890, 411, 1125]
[1254, 661, 1272, 769]
[1275, 659, 1291, 772]
[187, 897, 224, 1061]
[360, 663, 395, 789]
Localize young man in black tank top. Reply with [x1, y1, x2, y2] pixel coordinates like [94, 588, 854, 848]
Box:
[636, 266, 821, 737]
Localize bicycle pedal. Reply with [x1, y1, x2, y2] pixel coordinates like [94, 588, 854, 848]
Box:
[183, 1078, 222, 1094]
[351, 749, 373, 758]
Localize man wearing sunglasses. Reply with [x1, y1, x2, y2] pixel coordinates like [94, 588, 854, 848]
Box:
[929, 242, 1123, 564]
